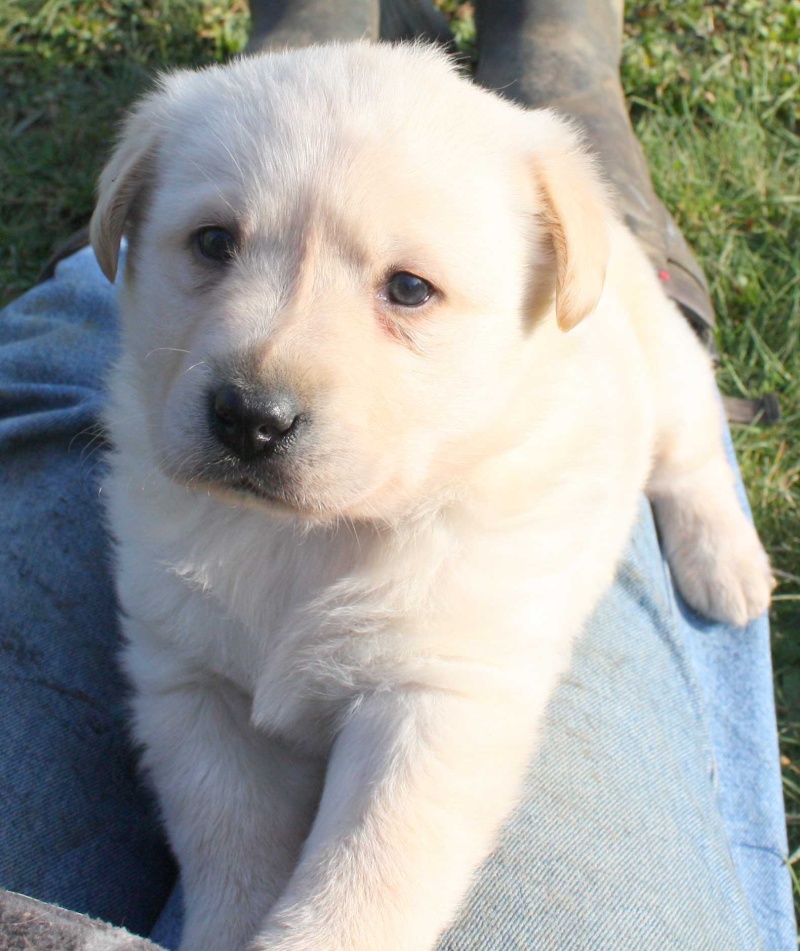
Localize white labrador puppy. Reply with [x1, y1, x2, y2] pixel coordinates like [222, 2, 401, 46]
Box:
[90, 42, 772, 951]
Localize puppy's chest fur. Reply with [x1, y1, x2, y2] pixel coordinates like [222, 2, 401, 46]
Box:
[113, 475, 472, 749]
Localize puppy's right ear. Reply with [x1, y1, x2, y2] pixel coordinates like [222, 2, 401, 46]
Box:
[90, 97, 161, 283]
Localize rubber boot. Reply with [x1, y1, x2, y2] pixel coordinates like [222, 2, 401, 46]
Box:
[380, 0, 455, 47]
[474, 0, 717, 353]
[246, 0, 379, 53]
[248, 0, 455, 52]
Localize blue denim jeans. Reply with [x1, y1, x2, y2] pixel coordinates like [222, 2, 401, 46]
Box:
[0, 248, 795, 949]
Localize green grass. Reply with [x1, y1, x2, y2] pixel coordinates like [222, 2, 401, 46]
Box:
[0, 0, 249, 302]
[1, 0, 798, 927]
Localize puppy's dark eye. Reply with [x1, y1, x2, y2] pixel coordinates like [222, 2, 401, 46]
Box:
[385, 272, 433, 307]
[195, 227, 238, 263]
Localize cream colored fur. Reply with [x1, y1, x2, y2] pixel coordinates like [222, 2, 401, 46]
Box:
[91, 42, 773, 951]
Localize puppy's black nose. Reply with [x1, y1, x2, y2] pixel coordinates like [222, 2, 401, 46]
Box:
[211, 383, 302, 458]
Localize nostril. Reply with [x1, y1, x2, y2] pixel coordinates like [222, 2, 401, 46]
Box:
[214, 384, 245, 424]
[258, 397, 298, 439]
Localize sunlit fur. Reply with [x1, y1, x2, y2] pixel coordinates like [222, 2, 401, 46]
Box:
[92, 42, 773, 951]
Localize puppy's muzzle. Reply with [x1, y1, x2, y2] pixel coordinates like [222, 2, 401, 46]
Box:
[210, 383, 305, 461]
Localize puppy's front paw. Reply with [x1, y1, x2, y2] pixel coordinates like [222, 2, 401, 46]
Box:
[664, 504, 774, 627]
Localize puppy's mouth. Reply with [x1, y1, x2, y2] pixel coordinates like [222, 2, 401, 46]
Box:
[161, 429, 370, 521]
[162, 444, 298, 508]
[189, 459, 339, 520]
[229, 474, 292, 505]
[208, 465, 302, 511]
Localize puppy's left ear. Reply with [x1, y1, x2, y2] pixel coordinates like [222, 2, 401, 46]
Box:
[527, 111, 611, 332]
[90, 93, 162, 283]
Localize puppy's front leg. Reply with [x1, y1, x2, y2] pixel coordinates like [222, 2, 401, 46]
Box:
[645, 306, 773, 625]
[254, 685, 543, 951]
[126, 633, 325, 951]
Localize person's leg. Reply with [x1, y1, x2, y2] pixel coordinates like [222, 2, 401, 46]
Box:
[0, 246, 176, 935]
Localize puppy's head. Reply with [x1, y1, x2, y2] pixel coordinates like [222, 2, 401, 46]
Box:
[92, 43, 610, 522]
